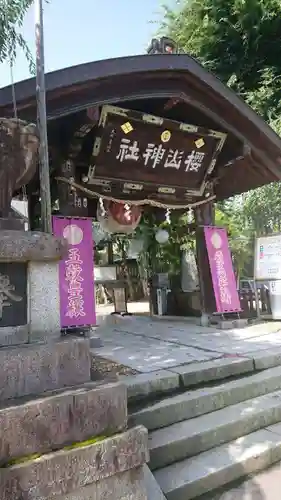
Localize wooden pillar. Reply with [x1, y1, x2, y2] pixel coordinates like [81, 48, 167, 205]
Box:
[108, 241, 114, 264]
[195, 200, 215, 326]
[194, 201, 215, 226]
[57, 160, 76, 216]
[28, 194, 40, 231]
[35, 0, 52, 233]
[57, 159, 89, 217]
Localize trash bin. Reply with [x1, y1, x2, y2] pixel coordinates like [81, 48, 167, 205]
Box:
[150, 273, 170, 316]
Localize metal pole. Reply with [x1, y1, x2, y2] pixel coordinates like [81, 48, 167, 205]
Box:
[35, 0, 52, 233]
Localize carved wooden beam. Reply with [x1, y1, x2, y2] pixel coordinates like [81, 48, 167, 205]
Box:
[56, 107, 99, 216]
[67, 107, 99, 160]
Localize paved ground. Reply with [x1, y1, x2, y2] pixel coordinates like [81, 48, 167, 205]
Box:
[209, 462, 281, 499]
[93, 307, 281, 372]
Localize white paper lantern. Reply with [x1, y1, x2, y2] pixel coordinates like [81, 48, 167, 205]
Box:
[155, 229, 169, 244]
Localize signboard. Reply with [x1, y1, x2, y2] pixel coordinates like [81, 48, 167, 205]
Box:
[204, 226, 241, 313]
[255, 234, 281, 280]
[0, 263, 27, 327]
[52, 217, 96, 327]
[270, 280, 281, 295]
[87, 105, 226, 206]
[94, 265, 117, 283]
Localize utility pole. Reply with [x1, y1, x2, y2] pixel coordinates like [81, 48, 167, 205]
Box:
[35, 0, 52, 233]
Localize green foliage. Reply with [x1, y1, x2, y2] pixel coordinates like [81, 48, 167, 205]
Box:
[215, 204, 252, 277]
[160, 0, 281, 130]
[0, 0, 34, 71]
[158, 0, 281, 276]
[136, 210, 194, 276]
[246, 68, 281, 131]
[243, 183, 281, 235]
[160, 0, 281, 93]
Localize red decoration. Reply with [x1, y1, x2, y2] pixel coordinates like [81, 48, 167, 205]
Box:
[108, 201, 141, 226]
[97, 200, 142, 234]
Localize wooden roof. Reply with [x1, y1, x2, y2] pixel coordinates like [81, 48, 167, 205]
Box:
[1, 53, 281, 203]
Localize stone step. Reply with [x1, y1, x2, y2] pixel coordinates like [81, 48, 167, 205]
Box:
[0, 381, 127, 464]
[205, 459, 281, 500]
[123, 371, 180, 402]
[149, 389, 281, 470]
[0, 426, 149, 500]
[130, 364, 281, 430]
[143, 464, 167, 499]
[168, 357, 254, 390]
[123, 357, 255, 403]
[0, 337, 91, 401]
[154, 426, 281, 500]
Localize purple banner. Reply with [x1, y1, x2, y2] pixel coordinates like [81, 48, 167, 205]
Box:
[204, 226, 241, 313]
[53, 217, 96, 327]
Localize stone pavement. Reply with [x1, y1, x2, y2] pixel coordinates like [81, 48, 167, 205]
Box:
[93, 315, 281, 372]
[209, 462, 281, 499]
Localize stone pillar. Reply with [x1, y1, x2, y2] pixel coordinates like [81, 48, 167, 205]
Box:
[0, 229, 68, 345]
[28, 260, 61, 341]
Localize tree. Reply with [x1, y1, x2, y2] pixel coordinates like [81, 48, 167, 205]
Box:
[160, 0, 281, 246]
[160, 0, 281, 126]
[160, 0, 281, 97]
[243, 183, 281, 235]
[0, 0, 34, 70]
[215, 203, 252, 279]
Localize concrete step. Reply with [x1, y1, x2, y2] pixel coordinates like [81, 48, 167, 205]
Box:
[122, 370, 180, 402]
[168, 357, 254, 389]
[130, 364, 281, 430]
[143, 464, 167, 499]
[0, 381, 127, 464]
[121, 350, 281, 404]
[0, 426, 149, 500]
[0, 337, 91, 401]
[205, 459, 281, 499]
[149, 389, 281, 470]
[154, 426, 281, 500]
[123, 357, 255, 403]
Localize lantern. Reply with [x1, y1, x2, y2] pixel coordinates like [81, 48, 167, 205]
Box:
[97, 199, 142, 234]
[155, 229, 169, 244]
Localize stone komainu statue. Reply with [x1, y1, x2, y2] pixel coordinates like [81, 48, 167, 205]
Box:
[147, 37, 180, 55]
[0, 118, 39, 217]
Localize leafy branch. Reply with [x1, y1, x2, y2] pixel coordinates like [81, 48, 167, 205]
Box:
[0, 0, 35, 73]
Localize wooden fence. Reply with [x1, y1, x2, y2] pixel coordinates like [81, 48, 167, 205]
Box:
[238, 288, 271, 319]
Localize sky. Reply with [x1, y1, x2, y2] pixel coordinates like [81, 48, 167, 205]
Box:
[0, 0, 172, 88]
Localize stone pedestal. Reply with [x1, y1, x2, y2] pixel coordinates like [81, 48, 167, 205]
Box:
[28, 261, 61, 341]
[0, 229, 149, 499]
[0, 337, 91, 400]
[0, 118, 150, 494]
[0, 230, 67, 343]
[0, 338, 149, 499]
